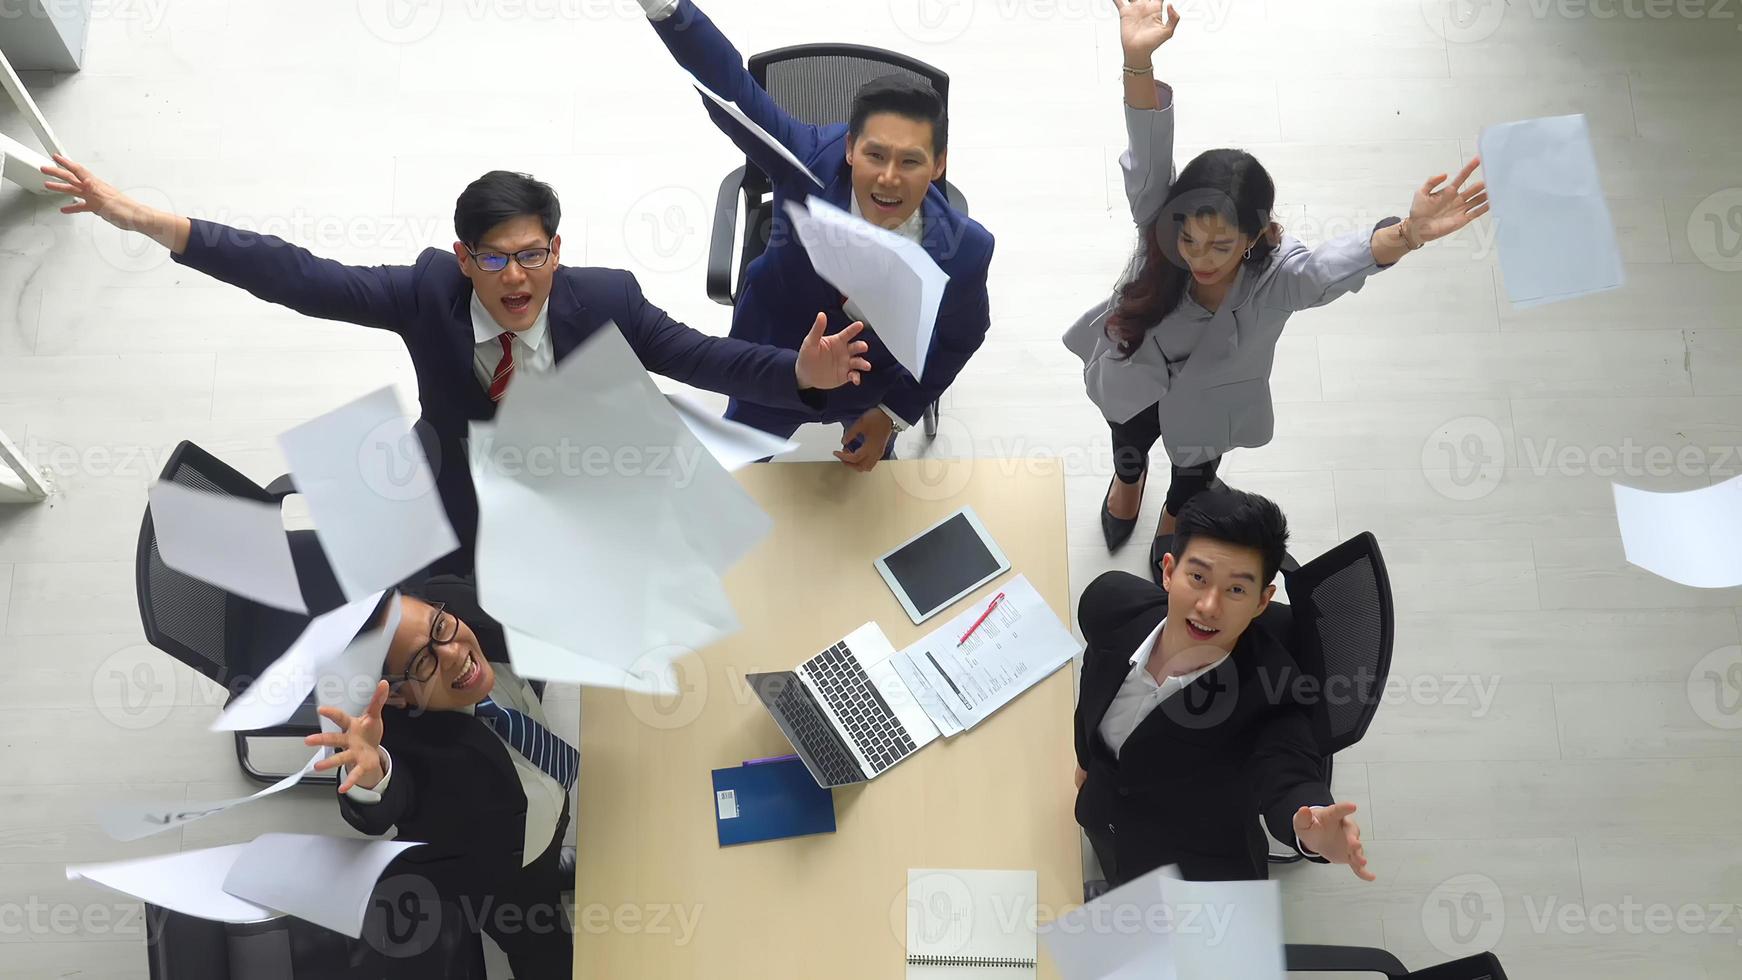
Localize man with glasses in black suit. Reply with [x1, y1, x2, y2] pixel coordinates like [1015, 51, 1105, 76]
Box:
[306, 576, 578, 977]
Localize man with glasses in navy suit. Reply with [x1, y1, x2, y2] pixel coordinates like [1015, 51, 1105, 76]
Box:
[43, 156, 874, 572]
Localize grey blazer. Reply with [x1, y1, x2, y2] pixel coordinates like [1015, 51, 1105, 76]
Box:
[1063, 82, 1392, 467]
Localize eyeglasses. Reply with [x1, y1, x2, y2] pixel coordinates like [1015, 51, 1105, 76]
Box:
[389, 602, 458, 686]
[464, 243, 552, 273]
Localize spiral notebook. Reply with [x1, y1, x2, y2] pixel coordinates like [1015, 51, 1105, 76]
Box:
[906, 869, 1038, 979]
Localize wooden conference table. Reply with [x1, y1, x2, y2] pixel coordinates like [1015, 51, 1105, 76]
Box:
[573, 458, 1079, 979]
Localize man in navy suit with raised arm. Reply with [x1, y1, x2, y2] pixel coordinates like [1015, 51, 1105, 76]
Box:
[43, 156, 872, 571]
[640, 0, 996, 470]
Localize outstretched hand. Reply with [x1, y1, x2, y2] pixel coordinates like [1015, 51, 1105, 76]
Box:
[1293, 801, 1376, 882]
[39, 154, 134, 225]
[1115, 0, 1181, 58]
[306, 679, 392, 794]
[1409, 156, 1489, 242]
[795, 313, 872, 390]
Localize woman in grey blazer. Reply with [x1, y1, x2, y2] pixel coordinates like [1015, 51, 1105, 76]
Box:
[1066, 0, 1489, 561]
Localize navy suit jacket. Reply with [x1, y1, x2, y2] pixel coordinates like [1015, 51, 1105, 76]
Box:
[172, 219, 816, 570]
[652, 0, 996, 426]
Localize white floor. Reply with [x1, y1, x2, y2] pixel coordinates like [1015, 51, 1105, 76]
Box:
[2, 1, 1741, 977]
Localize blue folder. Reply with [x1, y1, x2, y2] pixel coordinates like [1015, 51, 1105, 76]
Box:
[710, 756, 837, 847]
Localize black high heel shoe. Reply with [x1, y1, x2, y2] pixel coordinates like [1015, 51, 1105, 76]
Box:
[1100, 471, 1146, 551]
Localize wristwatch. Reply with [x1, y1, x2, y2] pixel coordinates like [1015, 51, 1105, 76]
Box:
[878, 404, 910, 433]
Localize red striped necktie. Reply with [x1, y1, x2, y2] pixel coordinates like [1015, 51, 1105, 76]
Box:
[487, 333, 515, 402]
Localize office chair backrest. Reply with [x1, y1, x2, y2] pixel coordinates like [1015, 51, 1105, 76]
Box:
[138, 441, 346, 696]
[136, 441, 278, 689]
[1281, 531, 1395, 756]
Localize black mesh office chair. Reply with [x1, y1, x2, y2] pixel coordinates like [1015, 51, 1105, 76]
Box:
[1286, 945, 1509, 978]
[1269, 530, 1395, 864]
[145, 891, 488, 979]
[136, 441, 345, 786]
[705, 43, 968, 439]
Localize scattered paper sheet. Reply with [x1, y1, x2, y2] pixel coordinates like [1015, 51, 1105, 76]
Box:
[1613, 476, 1742, 588]
[278, 387, 458, 601]
[504, 627, 682, 695]
[148, 482, 306, 613]
[211, 591, 386, 732]
[899, 575, 1081, 732]
[470, 325, 769, 686]
[68, 844, 278, 924]
[783, 196, 949, 380]
[667, 393, 798, 470]
[316, 590, 402, 737]
[222, 833, 424, 939]
[1041, 865, 1285, 980]
[95, 751, 323, 842]
[692, 81, 825, 188]
[1478, 113, 1624, 309]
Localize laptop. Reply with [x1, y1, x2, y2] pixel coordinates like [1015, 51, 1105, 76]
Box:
[748, 623, 941, 788]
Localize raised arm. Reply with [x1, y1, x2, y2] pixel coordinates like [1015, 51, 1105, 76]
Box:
[1115, 1, 1182, 225]
[308, 681, 418, 836]
[42, 154, 417, 332]
[641, 0, 825, 182]
[1267, 158, 1490, 312]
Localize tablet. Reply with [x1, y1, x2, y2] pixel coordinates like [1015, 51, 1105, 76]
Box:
[874, 507, 1011, 624]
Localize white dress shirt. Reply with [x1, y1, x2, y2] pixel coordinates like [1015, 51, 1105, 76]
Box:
[1093, 618, 1319, 856]
[471, 294, 554, 391]
[345, 663, 571, 868]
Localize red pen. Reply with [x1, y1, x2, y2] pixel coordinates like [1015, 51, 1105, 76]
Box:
[958, 592, 1006, 647]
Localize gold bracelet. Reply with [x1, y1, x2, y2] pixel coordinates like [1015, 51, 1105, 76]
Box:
[1399, 217, 1425, 250]
[1122, 63, 1154, 76]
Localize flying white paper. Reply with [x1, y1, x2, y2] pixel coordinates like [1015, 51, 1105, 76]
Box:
[68, 844, 278, 924]
[316, 591, 402, 740]
[469, 325, 769, 686]
[1041, 865, 1285, 980]
[1613, 476, 1742, 588]
[211, 591, 386, 732]
[148, 482, 306, 613]
[1478, 114, 1624, 309]
[95, 751, 323, 842]
[692, 81, 826, 188]
[504, 626, 682, 695]
[667, 393, 798, 470]
[221, 833, 424, 939]
[278, 387, 458, 601]
[783, 196, 948, 379]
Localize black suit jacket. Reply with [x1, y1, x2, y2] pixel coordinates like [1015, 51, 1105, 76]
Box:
[337, 576, 554, 897]
[173, 219, 821, 571]
[1073, 571, 1331, 883]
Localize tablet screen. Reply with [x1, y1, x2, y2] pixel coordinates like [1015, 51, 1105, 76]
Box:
[881, 512, 1003, 617]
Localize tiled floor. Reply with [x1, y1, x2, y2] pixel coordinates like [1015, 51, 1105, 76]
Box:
[2, 1, 1741, 977]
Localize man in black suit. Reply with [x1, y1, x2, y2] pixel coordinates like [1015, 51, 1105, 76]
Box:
[306, 576, 576, 978]
[1072, 488, 1376, 885]
[43, 156, 873, 573]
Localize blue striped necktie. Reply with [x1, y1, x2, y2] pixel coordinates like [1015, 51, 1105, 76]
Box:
[472, 698, 579, 792]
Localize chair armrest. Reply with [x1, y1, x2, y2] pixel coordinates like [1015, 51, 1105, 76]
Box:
[146, 903, 233, 980]
[1285, 944, 1409, 978]
[708, 166, 748, 306]
[263, 474, 297, 500]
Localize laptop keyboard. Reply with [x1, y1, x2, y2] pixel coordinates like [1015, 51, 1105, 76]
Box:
[806, 641, 918, 774]
[771, 676, 864, 786]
